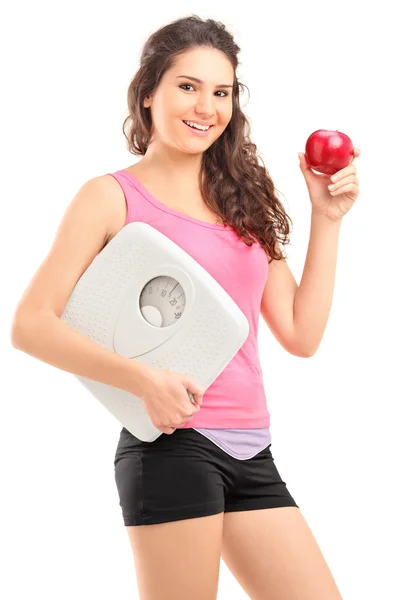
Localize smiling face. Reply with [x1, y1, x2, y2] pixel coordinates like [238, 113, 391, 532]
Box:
[143, 46, 235, 155]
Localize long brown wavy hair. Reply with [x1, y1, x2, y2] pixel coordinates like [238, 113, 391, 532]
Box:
[122, 15, 293, 262]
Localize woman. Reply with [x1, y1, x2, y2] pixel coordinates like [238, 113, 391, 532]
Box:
[11, 14, 360, 600]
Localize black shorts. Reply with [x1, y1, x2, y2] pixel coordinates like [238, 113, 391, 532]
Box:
[114, 427, 298, 526]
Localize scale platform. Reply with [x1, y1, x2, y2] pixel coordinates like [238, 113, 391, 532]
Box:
[61, 222, 249, 442]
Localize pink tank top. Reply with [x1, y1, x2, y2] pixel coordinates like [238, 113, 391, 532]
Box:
[108, 169, 272, 459]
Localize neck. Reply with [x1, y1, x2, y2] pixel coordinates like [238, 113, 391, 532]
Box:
[140, 142, 204, 187]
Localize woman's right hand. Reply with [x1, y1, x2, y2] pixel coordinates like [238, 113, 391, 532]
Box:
[135, 366, 205, 435]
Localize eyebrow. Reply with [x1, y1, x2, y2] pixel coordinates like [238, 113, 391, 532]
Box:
[176, 75, 233, 89]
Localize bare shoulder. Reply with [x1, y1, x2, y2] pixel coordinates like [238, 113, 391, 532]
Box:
[92, 173, 127, 243]
[69, 173, 127, 243]
[11, 172, 127, 325]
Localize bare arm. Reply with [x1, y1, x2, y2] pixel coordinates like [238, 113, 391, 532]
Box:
[11, 312, 152, 397]
[260, 211, 342, 357]
[292, 212, 342, 355]
[10, 175, 152, 398]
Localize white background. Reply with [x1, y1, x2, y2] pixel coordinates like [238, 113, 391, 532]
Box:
[2, 1, 399, 598]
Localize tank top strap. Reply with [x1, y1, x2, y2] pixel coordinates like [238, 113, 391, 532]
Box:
[106, 170, 137, 226]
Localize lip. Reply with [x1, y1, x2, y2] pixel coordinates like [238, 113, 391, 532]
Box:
[182, 120, 213, 137]
[183, 119, 214, 126]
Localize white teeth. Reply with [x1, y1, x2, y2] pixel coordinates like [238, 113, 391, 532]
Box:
[183, 120, 211, 131]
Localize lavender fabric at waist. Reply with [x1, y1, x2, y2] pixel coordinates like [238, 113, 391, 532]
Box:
[193, 427, 271, 460]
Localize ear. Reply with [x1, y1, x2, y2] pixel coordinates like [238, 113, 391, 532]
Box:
[144, 95, 152, 109]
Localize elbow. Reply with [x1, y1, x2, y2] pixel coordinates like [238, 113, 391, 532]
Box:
[289, 333, 320, 358]
[290, 344, 318, 358]
[11, 309, 56, 349]
[298, 344, 319, 358]
[10, 321, 24, 349]
[10, 311, 32, 349]
[284, 336, 318, 358]
[299, 348, 317, 358]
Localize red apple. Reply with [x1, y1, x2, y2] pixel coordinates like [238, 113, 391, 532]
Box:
[305, 130, 354, 175]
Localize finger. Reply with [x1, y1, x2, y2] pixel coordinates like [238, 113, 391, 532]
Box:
[329, 183, 358, 196]
[163, 427, 176, 434]
[350, 148, 361, 163]
[188, 390, 204, 406]
[328, 174, 357, 191]
[160, 428, 175, 435]
[185, 378, 205, 397]
[331, 164, 356, 182]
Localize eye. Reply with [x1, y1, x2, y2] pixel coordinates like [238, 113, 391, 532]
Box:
[179, 84, 229, 98]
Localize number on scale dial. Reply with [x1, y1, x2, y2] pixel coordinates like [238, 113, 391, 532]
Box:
[139, 276, 186, 327]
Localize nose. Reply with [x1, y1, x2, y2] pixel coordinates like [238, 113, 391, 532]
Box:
[194, 93, 216, 119]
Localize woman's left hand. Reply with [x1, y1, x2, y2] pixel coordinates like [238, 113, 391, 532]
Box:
[298, 148, 361, 222]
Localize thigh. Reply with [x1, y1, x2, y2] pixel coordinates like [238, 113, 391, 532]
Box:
[224, 443, 298, 512]
[222, 506, 343, 600]
[126, 512, 224, 600]
[114, 428, 226, 526]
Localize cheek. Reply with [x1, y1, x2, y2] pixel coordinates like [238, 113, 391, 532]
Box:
[220, 112, 232, 129]
[151, 99, 183, 134]
[167, 89, 190, 114]
[221, 104, 233, 122]
[155, 89, 185, 117]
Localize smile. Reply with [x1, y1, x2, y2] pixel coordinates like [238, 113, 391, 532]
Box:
[182, 120, 213, 136]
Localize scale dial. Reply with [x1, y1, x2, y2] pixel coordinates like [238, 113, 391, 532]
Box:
[139, 276, 186, 327]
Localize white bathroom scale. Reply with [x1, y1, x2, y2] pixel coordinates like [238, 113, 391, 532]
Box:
[61, 222, 249, 442]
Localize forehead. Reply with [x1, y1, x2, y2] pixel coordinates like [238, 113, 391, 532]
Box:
[170, 47, 234, 83]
